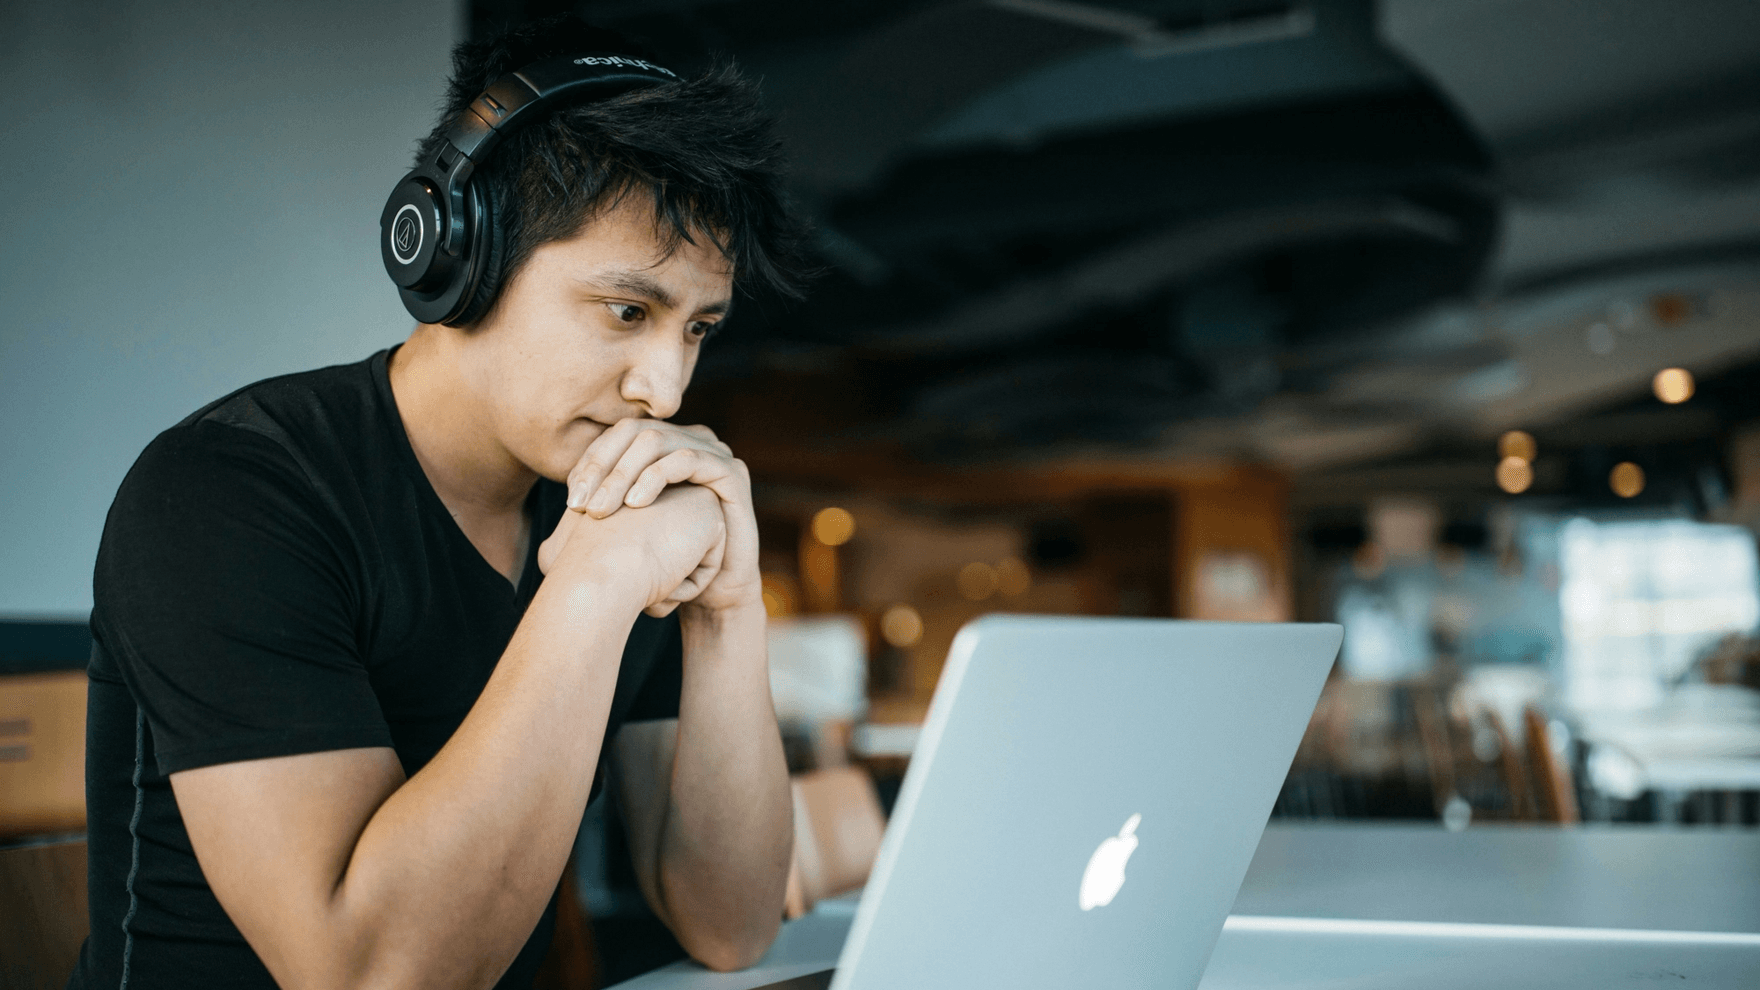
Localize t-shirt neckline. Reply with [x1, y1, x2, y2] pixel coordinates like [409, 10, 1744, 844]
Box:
[370, 346, 541, 599]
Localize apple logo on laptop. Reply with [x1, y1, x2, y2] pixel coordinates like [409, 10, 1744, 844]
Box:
[1079, 813, 1141, 910]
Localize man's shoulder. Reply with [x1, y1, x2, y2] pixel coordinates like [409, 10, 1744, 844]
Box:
[175, 352, 387, 447]
[117, 352, 393, 518]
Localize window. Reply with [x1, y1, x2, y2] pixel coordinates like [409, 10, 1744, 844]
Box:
[1558, 519, 1760, 710]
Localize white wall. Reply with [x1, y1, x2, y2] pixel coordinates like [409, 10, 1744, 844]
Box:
[0, 0, 459, 617]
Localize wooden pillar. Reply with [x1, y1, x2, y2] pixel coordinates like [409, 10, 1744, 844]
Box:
[1172, 468, 1292, 621]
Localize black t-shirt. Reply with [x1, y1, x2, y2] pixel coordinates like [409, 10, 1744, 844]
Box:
[71, 349, 682, 990]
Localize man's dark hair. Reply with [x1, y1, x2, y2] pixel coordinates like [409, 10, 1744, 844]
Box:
[418, 17, 814, 320]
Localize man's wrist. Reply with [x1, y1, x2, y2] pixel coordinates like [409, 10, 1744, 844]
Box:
[546, 547, 652, 620]
[679, 596, 767, 642]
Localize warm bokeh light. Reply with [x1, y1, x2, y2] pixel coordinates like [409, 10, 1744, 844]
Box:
[1495, 456, 1534, 494]
[1610, 461, 1646, 499]
[1497, 430, 1537, 462]
[996, 557, 1031, 596]
[957, 561, 998, 601]
[811, 506, 856, 546]
[799, 539, 839, 612]
[760, 573, 797, 618]
[880, 604, 924, 647]
[1652, 367, 1694, 404]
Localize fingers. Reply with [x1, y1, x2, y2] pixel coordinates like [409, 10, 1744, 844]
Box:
[567, 420, 638, 511]
[570, 422, 659, 516]
[644, 513, 727, 616]
[536, 499, 586, 576]
[624, 449, 709, 508]
[567, 420, 736, 519]
[665, 521, 727, 601]
[682, 423, 733, 456]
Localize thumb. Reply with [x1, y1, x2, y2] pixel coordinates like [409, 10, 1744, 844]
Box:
[538, 506, 587, 576]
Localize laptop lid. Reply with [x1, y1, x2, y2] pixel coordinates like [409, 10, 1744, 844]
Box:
[832, 616, 1341, 990]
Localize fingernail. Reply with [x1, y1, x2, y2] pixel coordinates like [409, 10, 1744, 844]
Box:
[588, 488, 611, 513]
[568, 483, 588, 509]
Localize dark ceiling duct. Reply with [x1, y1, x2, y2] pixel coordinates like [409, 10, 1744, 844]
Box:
[487, 0, 1503, 458]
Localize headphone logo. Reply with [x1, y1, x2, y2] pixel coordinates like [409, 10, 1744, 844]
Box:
[390, 204, 423, 265]
[572, 54, 676, 78]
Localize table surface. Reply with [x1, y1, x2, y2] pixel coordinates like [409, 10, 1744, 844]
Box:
[605, 823, 1760, 990]
[1232, 822, 1760, 933]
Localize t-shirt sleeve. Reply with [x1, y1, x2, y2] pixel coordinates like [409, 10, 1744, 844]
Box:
[93, 421, 392, 775]
[622, 613, 683, 724]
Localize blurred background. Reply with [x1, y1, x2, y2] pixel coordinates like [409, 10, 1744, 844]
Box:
[4, 0, 1760, 985]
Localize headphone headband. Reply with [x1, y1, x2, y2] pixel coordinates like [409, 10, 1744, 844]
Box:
[443, 54, 677, 168]
[381, 52, 679, 325]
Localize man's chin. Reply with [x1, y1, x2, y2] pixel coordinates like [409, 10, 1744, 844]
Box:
[540, 420, 611, 482]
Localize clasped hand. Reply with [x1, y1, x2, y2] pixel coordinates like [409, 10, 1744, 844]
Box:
[537, 420, 761, 618]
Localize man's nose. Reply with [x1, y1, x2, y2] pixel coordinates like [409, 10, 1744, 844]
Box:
[620, 333, 689, 420]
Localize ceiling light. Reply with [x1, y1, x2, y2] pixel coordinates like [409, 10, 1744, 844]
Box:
[1498, 430, 1536, 462]
[880, 604, 924, 648]
[1610, 462, 1645, 499]
[1653, 368, 1694, 404]
[812, 507, 856, 546]
[1496, 456, 1533, 495]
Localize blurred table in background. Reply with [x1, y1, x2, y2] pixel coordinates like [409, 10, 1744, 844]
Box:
[1579, 685, 1760, 822]
[606, 823, 1760, 990]
[847, 723, 919, 759]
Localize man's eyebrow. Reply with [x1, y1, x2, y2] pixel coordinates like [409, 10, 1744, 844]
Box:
[581, 269, 677, 310]
[578, 268, 733, 318]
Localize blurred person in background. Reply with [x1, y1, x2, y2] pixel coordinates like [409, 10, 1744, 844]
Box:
[71, 17, 813, 990]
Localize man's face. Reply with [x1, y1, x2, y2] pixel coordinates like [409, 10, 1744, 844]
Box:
[456, 196, 733, 482]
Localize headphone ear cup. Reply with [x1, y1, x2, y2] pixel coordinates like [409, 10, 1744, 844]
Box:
[446, 179, 508, 327]
[382, 176, 449, 291]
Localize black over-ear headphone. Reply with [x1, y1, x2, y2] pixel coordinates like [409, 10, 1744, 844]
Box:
[381, 53, 678, 326]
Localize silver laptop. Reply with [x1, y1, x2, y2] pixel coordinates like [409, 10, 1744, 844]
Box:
[768, 615, 1341, 990]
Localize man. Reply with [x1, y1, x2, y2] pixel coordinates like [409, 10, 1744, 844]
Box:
[74, 18, 811, 990]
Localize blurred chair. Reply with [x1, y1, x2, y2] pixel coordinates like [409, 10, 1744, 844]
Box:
[1412, 682, 1459, 817]
[0, 837, 88, 990]
[534, 853, 601, 990]
[784, 767, 886, 919]
[0, 671, 87, 838]
[1523, 705, 1581, 825]
[1, 672, 92, 990]
[1487, 708, 1539, 822]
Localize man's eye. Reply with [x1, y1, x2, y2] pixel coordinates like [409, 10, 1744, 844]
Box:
[608, 303, 644, 324]
[688, 321, 720, 340]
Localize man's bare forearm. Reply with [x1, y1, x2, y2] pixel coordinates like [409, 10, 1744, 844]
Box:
[659, 601, 792, 971]
[325, 574, 646, 988]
